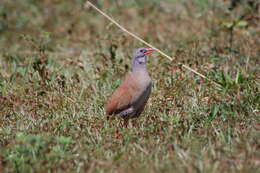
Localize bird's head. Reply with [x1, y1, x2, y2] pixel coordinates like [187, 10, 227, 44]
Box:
[132, 48, 154, 71]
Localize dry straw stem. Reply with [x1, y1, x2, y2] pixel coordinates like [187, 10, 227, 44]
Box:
[85, 1, 222, 88]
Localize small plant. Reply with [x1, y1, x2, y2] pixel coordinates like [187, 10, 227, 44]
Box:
[21, 32, 53, 84]
[221, 17, 248, 50]
[209, 69, 249, 89]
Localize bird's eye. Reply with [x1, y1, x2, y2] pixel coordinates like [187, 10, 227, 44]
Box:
[140, 49, 145, 53]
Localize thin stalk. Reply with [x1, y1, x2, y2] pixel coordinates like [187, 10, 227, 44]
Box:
[85, 1, 222, 88]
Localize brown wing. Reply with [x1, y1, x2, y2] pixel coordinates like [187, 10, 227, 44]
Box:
[105, 72, 141, 115]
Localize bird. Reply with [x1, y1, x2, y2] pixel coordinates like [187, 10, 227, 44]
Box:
[105, 47, 154, 127]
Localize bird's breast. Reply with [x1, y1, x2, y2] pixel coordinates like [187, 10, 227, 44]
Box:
[133, 70, 152, 89]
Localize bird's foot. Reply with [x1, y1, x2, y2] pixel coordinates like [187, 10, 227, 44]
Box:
[123, 119, 129, 128]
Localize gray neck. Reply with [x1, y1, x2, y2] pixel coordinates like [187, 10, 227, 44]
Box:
[132, 57, 148, 72]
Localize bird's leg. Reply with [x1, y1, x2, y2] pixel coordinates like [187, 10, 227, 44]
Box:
[118, 107, 134, 128]
[123, 118, 129, 128]
[119, 119, 124, 128]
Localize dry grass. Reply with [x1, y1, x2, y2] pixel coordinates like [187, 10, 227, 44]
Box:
[0, 0, 259, 173]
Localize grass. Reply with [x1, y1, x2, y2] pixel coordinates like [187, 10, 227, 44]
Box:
[0, 0, 259, 172]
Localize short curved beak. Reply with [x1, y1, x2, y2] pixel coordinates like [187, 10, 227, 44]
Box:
[144, 48, 154, 55]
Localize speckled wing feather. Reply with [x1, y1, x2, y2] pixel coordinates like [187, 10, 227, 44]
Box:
[105, 72, 143, 115]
